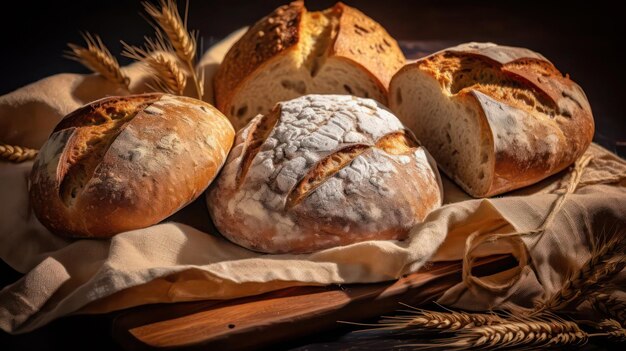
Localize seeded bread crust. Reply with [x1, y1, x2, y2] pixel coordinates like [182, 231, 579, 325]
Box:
[389, 42, 594, 197]
[207, 95, 442, 254]
[29, 93, 235, 238]
[214, 1, 405, 129]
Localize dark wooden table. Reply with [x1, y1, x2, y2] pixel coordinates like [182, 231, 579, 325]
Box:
[1, 0, 624, 349]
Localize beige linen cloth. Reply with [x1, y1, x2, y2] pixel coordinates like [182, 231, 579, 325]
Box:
[1, 30, 626, 334]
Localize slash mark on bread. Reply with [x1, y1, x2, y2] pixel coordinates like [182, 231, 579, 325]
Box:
[58, 96, 160, 206]
[286, 130, 418, 209]
[375, 130, 419, 154]
[236, 107, 281, 187]
[286, 144, 370, 209]
[302, 10, 338, 77]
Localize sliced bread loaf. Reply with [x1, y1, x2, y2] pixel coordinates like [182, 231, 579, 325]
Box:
[389, 43, 594, 197]
[214, 1, 405, 129]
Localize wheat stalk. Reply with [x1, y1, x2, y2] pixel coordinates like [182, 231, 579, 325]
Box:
[590, 293, 626, 325]
[0, 143, 38, 162]
[403, 317, 589, 350]
[143, 0, 195, 61]
[375, 305, 506, 332]
[358, 304, 626, 350]
[143, 0, 203, 99]
[383, 311, 505, 331]
[66, 32, 129, 89]
[122, 36, 187, 95]
[534, 236, 626, 313]
[146, 53, 187, 95]
[449, 319, 588, 350]
[339, 303, 507, 333]
[595, 319, 626, 342]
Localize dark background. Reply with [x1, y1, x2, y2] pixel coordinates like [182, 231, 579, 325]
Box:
[1, 1, 624, 350]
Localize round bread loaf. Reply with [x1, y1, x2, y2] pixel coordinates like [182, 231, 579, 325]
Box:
[207, 94, 443, 254]
[214, 1, 406, 130]
[29, 93, 235, 238]
[389, 42, 594, 197]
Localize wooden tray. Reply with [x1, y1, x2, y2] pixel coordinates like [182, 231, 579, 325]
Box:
[112, 255, 514, 350]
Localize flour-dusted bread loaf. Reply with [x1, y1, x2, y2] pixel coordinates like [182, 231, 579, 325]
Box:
[29, 93, 235, 238]
[214, 1, 405, 130]
[207, 95, 442, 254]
[389, 42, 594, 197]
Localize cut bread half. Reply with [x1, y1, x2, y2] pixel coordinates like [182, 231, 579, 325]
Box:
[227, 54, 387, 130]
[214, 1, 405, 129]
[390, 43, 594, 197]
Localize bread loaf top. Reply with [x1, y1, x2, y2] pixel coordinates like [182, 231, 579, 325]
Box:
[208, 95, 442, 253]
[445, 43, 590, 119]
[447, 42, 549, 65]
[214, 1, 405, 116]
[30, 93, 235, 238]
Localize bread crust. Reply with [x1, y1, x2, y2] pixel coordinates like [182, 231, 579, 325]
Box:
[214, 1, 405, 123]
[214, 1, 304, 113]
[207, 95, 442, 254]
[391, 42, 594, 197]
[29, 93, 235, 238]
[330, 3, 405, 89]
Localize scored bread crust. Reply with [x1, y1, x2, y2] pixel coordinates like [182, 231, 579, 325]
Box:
[29, 93, 235, 238]
[214, 1, 405, 129]
[207, 95, 442, 254]
[390, 42, 594, 197]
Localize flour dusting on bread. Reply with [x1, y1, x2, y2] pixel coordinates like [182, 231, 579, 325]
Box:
[208, 95, 442, 254]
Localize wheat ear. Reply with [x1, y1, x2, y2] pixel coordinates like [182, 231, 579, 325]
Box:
[143, 0, 203, 99]
[400, 314, 590, 350]
[595, 319, 626, 342]
[375, 304, 506, 332]
[122, 36, 186, 95]
[382, 311, 505, 331]
[450, 319, 587, 350]
[66, 32, 129, 89]
[590, 293, 626, 325]
[0, 143, 38, 162]
[339, 303, 506, 332]
[534, 236, 626, 313]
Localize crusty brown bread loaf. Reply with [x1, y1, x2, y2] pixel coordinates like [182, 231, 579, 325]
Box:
[29, 93, 235, 238]
[207, 95, 442, 254]
[214, 1, 405, 130]
[389, 42, 594, 197]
